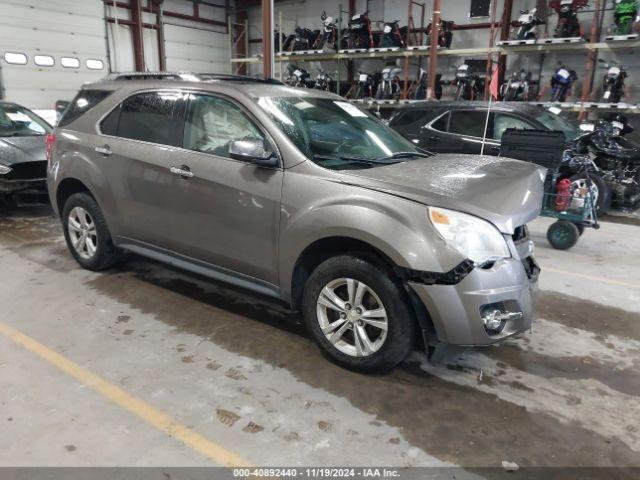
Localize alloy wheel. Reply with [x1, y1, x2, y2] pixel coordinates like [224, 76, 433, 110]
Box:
[316, 278, 388, 357]
[67, 206, 98, 260]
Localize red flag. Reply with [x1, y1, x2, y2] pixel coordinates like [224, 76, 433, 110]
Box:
[489, 64, 499, 100]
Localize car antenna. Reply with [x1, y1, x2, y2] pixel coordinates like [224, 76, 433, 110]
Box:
[480, 92, 493, 156]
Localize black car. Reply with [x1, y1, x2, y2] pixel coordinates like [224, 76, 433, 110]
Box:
[389, 101, 582, 156]
[0, 101, 52, 205]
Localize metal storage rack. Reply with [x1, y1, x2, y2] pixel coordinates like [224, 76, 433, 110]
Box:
[229, 0, 639, 116]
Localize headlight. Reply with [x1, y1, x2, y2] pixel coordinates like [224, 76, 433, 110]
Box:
[0, 165, 12, 175]
[429, 207, 510, 265]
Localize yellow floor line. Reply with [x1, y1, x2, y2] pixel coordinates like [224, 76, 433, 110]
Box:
[544, 267, 640, 290]
[0, 322, 251, 467]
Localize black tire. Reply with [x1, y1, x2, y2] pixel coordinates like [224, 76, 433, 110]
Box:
[62, 192, 120, 271]
[547, 220, 580, 250]
[568, 172, 612, 217]
[302, 255, 416, 373]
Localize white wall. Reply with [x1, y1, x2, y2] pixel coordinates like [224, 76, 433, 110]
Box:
[0, 0, 232, 112]
[243, 0, 639, 101]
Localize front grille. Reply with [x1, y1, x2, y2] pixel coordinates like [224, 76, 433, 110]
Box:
[512, 225, 529, 244]
[4, 161, 47, 181]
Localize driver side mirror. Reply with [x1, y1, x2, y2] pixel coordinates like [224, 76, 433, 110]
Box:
[229, 139, 278, 168]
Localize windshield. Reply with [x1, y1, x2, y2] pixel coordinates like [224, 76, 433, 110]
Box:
[535, 110, 581, 141]
[256, 96, 426, 169]
[0, 104, 51, 137]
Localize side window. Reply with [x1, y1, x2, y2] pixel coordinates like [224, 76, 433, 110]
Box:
[390, 109, 424, 127]
[117, 91, 183, 146]
[100, 104, 121, 136]
[58, 90, 112, 127]
[430, 111, 450, 132]
[449, 110, 492, 138]
[183, 94, 267, 160]
[493, 114, 535, 141]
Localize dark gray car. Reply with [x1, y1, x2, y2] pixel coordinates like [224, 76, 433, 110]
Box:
[0, 101, 51, 204]
[47, 73, 545, 372]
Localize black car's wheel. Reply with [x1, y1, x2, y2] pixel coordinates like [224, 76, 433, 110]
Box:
[547, 220, 580, 250]
[62, 192, 120, 271]
[302, 255, 415, 373]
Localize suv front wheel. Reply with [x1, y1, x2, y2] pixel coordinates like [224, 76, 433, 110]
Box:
[62, 192, 119, 271]
[302, 255, 415, 372]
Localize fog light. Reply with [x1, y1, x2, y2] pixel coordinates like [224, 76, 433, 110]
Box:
[481, 303, 523, 334]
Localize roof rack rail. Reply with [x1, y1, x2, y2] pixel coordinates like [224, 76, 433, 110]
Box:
[105, 72, 284, 85]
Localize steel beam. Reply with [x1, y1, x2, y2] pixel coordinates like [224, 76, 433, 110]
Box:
[261, 0, 273, 78]
[427, 0, 441, 99]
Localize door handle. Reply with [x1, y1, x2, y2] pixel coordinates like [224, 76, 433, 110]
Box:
[169, 165, 194, 179]
[428, 136, 439, 141]
[95, 145, 112, 156]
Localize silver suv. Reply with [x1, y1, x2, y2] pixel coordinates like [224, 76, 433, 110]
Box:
[47, 73, 544, 372]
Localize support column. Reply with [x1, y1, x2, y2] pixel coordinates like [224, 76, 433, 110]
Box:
[261, 0, 274, 78]
[131, 0, 146, 71]
[497, 0, 514, 91]
[580, 0, 603, 118]
[427, 0, 441, 99]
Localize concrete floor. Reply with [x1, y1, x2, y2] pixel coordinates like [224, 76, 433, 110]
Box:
[1, 205, 639, 470]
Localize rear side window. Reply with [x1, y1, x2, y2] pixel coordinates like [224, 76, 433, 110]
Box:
[430, 111, 450, 132]
[58, 90, 112, 127]
[116, 91, 183, 146]
[449, 110, 492, 138]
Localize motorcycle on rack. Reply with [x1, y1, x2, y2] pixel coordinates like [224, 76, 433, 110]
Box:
[500, 70, 532, 100]
[550, 64, 578, 101]
[426, 19, 454, 48]
[375, 64, 403, 99]
[454, 64, 482, 100]
[549, 0, 589, 38]
[314, 11, 339, 50]
[612, 0, 639, 35]
[285, 26, 320, 52]
[341, 11, 374, 49]
[274, 30, 286, 51]
[513, 8, 545, 39]
[378, 20, 405, 48]
[599, 59, 627, 103]
[285, 64, 310, 87]
[352, 71, 376, 99]
[314, 68, 335, 92]
[409, 67, 442, 100]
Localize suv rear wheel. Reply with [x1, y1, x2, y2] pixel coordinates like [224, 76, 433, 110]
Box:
[62, 192, 119, 271]
[302, 255, 415, 372]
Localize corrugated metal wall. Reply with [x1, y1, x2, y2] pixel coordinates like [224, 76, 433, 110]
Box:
[0, 0, 231, 115]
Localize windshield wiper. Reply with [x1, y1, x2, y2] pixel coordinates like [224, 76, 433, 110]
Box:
[312, 154, 394, 166]
[376, 151, 432, 161]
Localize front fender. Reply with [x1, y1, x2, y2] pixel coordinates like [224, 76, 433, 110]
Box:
[278, 178, 465, 300]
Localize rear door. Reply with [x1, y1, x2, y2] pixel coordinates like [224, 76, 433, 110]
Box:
[448, 109, 500, 155]
[97, 89, 188, 249]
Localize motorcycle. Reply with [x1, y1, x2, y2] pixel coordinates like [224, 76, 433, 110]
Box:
[285, 64, 310, 87]
[314, 68, 335, 91]
[284, 26, 320, 52]
[378, 20, 405, 48]
[352, 71, 376, 99]
[550, 64, 578, 101]
[426, 19, 454, 48]
[613, 0, 639, 35]
[454, 64, 482, 100]
[409, 67, 442, 100]
[500, 70, 532, 101]
[274, 30, 286, 51]
[314, 11, 338, 50]
[375, 64, 403, 99]
[549, 0, 589, 38]
[599, 59, 627, 103]
[567, 117, 640, 211]
[341, 11, 374, 49]
[513, 8, 545, 40]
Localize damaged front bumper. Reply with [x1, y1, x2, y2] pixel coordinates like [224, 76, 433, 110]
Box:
[0, 178, 47, 195]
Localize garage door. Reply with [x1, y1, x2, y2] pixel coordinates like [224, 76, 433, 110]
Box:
[164, 23, 230, 74]
[0, 0, 108, 110]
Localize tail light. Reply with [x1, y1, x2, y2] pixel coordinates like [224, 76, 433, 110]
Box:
[45, 133, 56, 166]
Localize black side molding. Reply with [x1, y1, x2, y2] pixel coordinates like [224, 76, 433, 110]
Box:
[398, 259, 475, 286]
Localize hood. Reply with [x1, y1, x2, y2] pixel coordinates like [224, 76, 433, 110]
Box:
[339, 154, 546, 234]
[0, 135, 47, 166]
